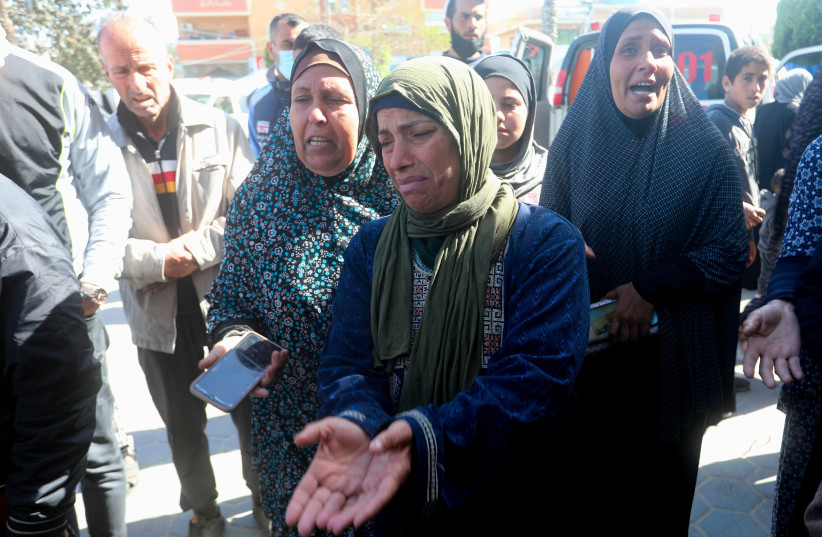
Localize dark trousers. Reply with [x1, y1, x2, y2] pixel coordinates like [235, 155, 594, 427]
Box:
[81, 312, 127, 537]
[574, 340, 707, 536]
[137, 309, 260, 516]
[805, 479, 822, 536]
[789, 414, 822, 537]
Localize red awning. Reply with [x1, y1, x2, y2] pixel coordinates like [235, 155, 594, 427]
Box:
[176, 41, 252, 62]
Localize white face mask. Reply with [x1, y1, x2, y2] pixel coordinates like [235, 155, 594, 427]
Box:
[278, 50, 295, 81]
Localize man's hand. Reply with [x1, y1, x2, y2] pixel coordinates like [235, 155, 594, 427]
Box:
[286, 418, 412, 536]
[603, 282, 655, 343]
[743, 202, 766, 229]
[79, 282, 107, 315]
[743, 299, 803, 388]
[199, 334, 289, 397]
[81, 298, 99, 316]
[163, 233, 199, 280]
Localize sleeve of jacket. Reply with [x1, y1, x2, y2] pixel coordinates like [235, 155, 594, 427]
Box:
[64, 76, 133, 291]
[317, 221, 395, 437]
[676, 142, 748, 303]
[120, 237, 171, 290]
[182, 114, 253, 271]
[709, 111, 753, 204]
[1, 217, 101, 537]
[795, 234, 822, 358]
[247, 89, 261, 158]
[207, 177, 264, 342]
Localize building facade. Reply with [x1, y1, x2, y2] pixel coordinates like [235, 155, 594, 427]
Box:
[171, 0, 450, 78]
[172, 0, 315, 78]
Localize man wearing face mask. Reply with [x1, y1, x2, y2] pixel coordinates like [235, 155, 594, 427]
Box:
[443, 0, 488, 67]
[248, 13, 308, 157]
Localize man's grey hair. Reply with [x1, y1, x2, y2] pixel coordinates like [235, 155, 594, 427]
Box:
[97, 12, 163, 52]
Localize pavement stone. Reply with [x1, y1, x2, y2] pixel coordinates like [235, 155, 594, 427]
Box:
[698, 510, 769, 537]
[134, 438, 172, 468]
[697, 476, 763, 512]
[702, 457, 757, 481]
[754, 499, 776, 529]
[74, 290, 783, 536]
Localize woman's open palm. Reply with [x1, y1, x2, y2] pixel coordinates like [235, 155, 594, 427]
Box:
[286, 417, 412, 535]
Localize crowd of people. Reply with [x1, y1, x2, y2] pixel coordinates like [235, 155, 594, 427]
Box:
[2, 1, 822, 537]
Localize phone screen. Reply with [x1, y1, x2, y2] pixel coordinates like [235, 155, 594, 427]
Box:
[190, 332, 281, 412]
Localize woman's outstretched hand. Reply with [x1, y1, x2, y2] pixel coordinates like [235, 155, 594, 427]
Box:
[286, 417, 412, 536]
[742, 299, 803, 388]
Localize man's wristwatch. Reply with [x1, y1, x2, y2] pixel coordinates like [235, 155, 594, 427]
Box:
[80, 283, 108, 305]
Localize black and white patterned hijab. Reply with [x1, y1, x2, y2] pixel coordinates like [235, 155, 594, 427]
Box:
[539, 5, 748, 439]
[539, 5, 740, 302]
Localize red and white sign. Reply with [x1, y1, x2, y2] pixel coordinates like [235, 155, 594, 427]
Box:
[177, 42, 253, 62]
[171, 0, 249, 14]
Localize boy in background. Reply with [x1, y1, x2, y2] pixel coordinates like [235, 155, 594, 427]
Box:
[707, 45, 771, 234]
[707, 45, 771, 391]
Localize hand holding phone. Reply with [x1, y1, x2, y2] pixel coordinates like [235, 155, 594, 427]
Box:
[191, 331, 287, 412]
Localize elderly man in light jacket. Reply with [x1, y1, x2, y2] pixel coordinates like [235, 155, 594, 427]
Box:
[98, 14, 257, 537]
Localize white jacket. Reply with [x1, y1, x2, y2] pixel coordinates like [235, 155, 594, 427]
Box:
[108, 95, 253, 353]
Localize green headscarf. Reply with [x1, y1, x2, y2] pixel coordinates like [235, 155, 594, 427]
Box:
[366, 56, 519, 410]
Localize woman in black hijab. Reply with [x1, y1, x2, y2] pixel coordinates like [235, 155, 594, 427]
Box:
[474, 54, 547, 203]
[539, 6, 748, 534]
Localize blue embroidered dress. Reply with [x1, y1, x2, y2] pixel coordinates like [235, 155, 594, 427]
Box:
[767, 134, 822, 537]
[317, 203, 589, 535]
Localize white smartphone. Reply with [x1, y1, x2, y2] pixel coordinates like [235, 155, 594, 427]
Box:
[190, 331, 281, 412]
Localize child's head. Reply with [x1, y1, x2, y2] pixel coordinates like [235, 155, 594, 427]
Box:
[722, 46, 772, 114]
[770, 168, 785, 194]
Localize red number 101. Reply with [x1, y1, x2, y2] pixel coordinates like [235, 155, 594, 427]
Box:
[677, 51, 713, 83]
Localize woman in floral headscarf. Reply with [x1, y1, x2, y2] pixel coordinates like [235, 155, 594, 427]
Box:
[206, 39, 397, 536]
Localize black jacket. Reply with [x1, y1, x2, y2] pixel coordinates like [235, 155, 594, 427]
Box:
[754, 100, 799, 190]
[706, 103, 760, 207]
[0, 176, 100, 537]
[247, 70, 290, 158]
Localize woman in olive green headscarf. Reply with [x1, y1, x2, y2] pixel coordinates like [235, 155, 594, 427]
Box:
[284, 56, 589, 536]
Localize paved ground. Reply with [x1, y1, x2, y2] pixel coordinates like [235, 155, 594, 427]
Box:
[689, 363, 784, 536]
[76, 290, 784, 536]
